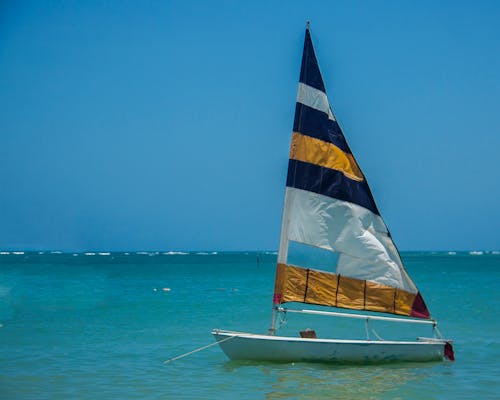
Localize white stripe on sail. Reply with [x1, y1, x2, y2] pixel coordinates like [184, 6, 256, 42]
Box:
[278, 187, 417, 293]
[296, 82, 335, 121]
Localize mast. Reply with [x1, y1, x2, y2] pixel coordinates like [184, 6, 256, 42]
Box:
[269, 21, 312, 335]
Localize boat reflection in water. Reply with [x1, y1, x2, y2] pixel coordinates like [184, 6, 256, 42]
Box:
[220, 360, 439, 399]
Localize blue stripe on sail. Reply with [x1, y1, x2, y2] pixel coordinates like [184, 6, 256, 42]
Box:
[299, 29, 326, 93]
[286, 159, 380, 216]
[293, 103, 351, 154]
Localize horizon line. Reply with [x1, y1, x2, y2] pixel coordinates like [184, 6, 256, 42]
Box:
[0, 249, 498, 254]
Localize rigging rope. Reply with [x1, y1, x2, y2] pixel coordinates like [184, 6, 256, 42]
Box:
[371, 327, 384, 341]
[163, 335, 237, 364]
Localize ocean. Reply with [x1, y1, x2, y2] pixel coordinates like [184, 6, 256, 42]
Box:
[0, 251, 498, 399]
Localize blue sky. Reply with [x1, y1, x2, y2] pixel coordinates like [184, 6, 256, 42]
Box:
[1, 1, 499, 251]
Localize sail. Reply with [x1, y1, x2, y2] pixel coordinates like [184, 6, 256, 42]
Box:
[273, 27, 430, 319]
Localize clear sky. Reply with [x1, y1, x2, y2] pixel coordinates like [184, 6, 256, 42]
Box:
[1, 0, 499, 251]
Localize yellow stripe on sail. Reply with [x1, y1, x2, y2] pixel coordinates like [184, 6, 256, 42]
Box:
[273, 263, 417, 317]
[290, 132, 364, 182]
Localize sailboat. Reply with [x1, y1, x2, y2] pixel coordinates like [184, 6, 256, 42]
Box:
[212, 24, 454, 363]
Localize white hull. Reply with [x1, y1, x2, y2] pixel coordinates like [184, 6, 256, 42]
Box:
[212, 329, 446, 363]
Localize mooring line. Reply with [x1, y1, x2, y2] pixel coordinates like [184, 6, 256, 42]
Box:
[163, 335, 237, 364]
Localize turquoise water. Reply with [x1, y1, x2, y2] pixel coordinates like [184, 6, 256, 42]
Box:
[0, 251, 498, 399]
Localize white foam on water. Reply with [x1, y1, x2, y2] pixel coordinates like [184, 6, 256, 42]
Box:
[85, 252, 96, 256]
[12, 252, 24, 255]
[98, 252, 111, 256]
[73, 254, 78, 256]
[124, 252, 130, 255]
[470, 251, 483, 255]
[51, 251, 62, 254]
[0, 252, 10, 255]
[38, 251, 45, 255]
[163, 251, 188, 255]
[197, 252, 209, 255]
[448, 251, 457, 255]
[492, 251, 499, 255]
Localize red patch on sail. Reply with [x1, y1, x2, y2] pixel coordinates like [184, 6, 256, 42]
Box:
[410, 292, 430, 319]
[273, 293, 282, 304]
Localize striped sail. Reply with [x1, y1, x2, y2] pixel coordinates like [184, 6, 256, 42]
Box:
[273, 27, 430, 319]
